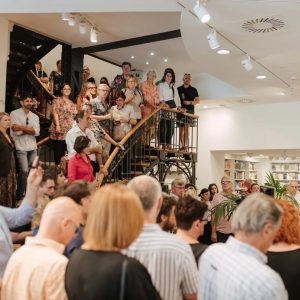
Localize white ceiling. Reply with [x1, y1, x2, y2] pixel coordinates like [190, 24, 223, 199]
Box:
[1, 0, 300, 108]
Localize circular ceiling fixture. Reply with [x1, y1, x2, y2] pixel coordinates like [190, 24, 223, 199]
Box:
[242, 17, 284, 33]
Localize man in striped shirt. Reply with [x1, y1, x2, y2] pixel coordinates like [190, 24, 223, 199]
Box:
[198, 193, 288, 300]
[125, 175, 198, 300]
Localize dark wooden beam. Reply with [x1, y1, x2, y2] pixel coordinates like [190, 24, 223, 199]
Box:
[77, 29, 181, 54]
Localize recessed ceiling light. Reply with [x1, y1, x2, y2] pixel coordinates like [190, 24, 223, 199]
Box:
[277, 92, 285, 96]
[256, 75, 267, 79]
[238, 99, 255, 103]
[131, 56, 135, 59]
[290, 76, 297, 80]
[203, 105, 208, 109]
[164, 58, 168, 62]
[61, 13, 70, 21]
[150, 52, 155, 56]
[217, 49, 230, 55]
[146, 61, 149, 65]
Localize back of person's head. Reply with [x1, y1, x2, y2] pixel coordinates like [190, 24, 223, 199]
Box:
[54, 181, 95, 205]
[84, 183, 143, 250]
[38, 196, 82, 245]
[156, 193, 177, 223]
[185, 183, 197, 198]
[75, 110, 86, 123]
[200, 188, 209, 197]
[74, 136, 90, 153]
[127, 175, 162, 211]
[273, 199, 300, 244]
[175, 195, 208, 230]
[231, 193, 283, 234]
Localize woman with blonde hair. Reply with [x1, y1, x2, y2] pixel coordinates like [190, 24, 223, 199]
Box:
[65, 184, 161, 300]
[0, 112, 16, 207]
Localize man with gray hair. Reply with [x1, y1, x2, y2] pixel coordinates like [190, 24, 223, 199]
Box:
[198, 193, 288, 300]
[125, 175, 198, 300]
[170, 177, 186, 201]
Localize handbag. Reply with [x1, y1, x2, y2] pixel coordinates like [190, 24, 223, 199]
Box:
[119, 259, 128, 300]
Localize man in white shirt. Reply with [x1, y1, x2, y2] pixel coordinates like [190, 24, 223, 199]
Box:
[199, 193, 287, 300]
[65, 111, 106, 175]
[1, 196, 82, 300]
[10, 94, 40, 200]
[125, 175, 198, 300]
[286, 180, 300, 208]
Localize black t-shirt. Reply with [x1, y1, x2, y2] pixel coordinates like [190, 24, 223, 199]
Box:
[177, 85, 199, 113]
[190, 242, 207, 266]
[267, 248, 300, 300]
[65, 249, 161, 300]
[49, 70, 62, 96]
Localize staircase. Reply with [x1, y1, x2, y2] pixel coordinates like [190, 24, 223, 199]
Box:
[98, 107, 198, 189]
[6, 25, 58, 112]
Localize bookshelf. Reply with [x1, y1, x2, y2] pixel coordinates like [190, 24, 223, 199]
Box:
[272, 161, 300, 183]
[224, 159, 258, 191]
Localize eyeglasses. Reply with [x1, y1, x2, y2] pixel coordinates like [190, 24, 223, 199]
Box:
[99, 89, 110, 92]
[88, 87, 97, 89]
[127, 80, 135, 83]
[26, 117, 29, 126]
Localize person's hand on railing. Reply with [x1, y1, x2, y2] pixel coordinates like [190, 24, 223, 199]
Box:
[116, 143, 125, 151]
[99, 165, 108, 176]
[161, 102, 170, 109]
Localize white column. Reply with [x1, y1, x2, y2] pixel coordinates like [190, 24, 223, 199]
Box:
[0, 17, 12, 111]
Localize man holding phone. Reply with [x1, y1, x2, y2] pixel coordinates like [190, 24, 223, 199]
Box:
[10, 94, 40, 200]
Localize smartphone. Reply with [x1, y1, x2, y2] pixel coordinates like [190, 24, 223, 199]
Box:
[32, 156, 40, 169]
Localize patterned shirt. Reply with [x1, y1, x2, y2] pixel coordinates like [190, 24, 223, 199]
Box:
[90, 97, 110, 130]
[49, 98, 77, 140]
[198, 236, 288, 300]
[140, 80, 160, 117]
[124, 224, 198, 300]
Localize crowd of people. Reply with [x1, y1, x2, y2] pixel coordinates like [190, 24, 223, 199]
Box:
[0, 168, 299, 299]
[0, 60, 299, 299]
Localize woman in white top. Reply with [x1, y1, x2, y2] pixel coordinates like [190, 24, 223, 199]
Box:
[110, 91, 137, 142]
[157, 68, 177, 149]
[122, 74, 144, 122]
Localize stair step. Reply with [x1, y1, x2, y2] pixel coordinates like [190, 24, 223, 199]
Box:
[130, 161, 150, 167]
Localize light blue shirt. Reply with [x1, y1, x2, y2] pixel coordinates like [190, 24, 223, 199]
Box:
[0, 202, 35, 276]
[198, 236, 288, 300]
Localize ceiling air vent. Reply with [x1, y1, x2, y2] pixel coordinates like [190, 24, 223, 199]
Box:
[242, 17, 284, 33]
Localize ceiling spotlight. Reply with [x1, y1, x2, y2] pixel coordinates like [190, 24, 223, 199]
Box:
[79, 20, 87, 34]
[90, 27, 98, 43]
[207, 29, 220, 50]
[164, 58, 168, 62]
[131, 55, 135, 59]
[193, 0, 211, 23]
[61, 13, 70, 21]
[217, 49, 230, 55]
[256, 75, 266, 79]
[203, 105, 208, 109]
[241, 55, 253, 71]
[68, 15, 76, 26]
[146, 62, 149, 65]
[150, 52, 155, 56]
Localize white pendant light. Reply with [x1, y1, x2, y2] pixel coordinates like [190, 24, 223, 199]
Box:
[68, 15, 76, 26]
[79, 20, 87, 34]
[61, 13, 70, 21]
[90, 27, 98, 43]
[241, 55, 253, 71]
[193, 1, 210, 23]
[207, 29, 220, 50]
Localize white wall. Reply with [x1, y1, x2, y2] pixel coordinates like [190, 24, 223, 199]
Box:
[197, 102, 300, 189]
